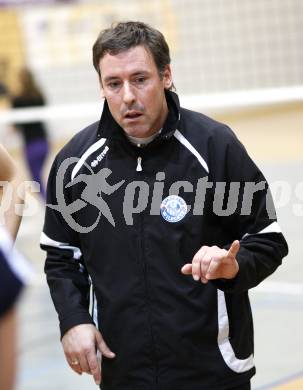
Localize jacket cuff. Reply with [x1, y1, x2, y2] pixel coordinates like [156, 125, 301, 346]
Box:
[211, 255, 245, 293]
[59, 311, 95, 339]
[211, 250, 254, 294]
[211, 273, 240, 292]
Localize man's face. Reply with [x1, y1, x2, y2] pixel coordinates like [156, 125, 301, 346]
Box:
[99, 45, 172, 138]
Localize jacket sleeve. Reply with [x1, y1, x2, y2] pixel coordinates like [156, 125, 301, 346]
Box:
[209, 125, 288, 293]
[40, 155, 94, 338]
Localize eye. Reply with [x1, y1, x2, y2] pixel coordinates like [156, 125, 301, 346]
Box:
[134, 76, 146, 85]
[107, 81, 121, 90]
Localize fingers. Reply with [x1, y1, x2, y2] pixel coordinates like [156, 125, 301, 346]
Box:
[181, 261, 208, 283]
[95, 331, 116, 359]
[192, 254, 202, 281]
[86, 350, 101, 385]
[193, 247, 209, 283]
[206, 241, 240, 280]
[205, 256, 222, 280]
[181, 263, 192, 275]
[67, 350, 100, 385]
[181, 262, 208, 284]
[227, 240, 240, 259]
[66, 351, 90, 375]
[78, 353, 91, 375]
[182, 246, 212, 284]
[181, 241, 240, 283]
[68, 357, 82, 375]
[200, 253, 211, 283]
[62, 323, 115, 386]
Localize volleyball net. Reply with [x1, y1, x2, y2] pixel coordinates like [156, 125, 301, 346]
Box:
[0, 0, 302, 144]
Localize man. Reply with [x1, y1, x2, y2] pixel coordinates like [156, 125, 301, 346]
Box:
[41, 21, 288, 390]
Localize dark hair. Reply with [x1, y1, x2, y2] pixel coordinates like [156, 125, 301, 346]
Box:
[18, 67, 44, 100]
[92, 21, 171, 79]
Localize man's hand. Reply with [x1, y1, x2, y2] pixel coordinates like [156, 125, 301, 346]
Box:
[181, 240, 240, 284]
[61, 323, 115, 385]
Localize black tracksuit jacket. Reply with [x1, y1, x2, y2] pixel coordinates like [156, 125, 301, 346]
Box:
[41, 91, 288, 390]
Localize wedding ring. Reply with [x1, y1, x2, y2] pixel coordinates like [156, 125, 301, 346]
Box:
[71, 359, 80, 365]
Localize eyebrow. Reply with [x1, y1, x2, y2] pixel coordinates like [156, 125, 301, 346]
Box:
[103, 76, 120, 83]
[103, 70, 150, 83]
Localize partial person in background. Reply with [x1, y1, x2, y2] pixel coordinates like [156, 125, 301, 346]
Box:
[0, 226, 30, 390]
[0, 144, 31, 390]
[0, 57, 10, 109]
[0, 143, 25, 239]
[12, 67, 49, 200]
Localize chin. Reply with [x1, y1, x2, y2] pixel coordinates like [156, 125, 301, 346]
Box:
[125, 127, 149, 138]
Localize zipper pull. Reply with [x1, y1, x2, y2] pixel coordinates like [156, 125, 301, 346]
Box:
[136, 156, 143, 172]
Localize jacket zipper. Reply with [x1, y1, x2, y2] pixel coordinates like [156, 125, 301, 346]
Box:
[136, 156, 143, 171]
[137, 160, 159, 387]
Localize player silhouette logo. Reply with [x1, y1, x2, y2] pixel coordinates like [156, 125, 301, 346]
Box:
[47, 157, 125, 232]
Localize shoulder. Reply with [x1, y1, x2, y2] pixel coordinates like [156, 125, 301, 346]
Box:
[179, 107, 242, 150]
[178, 107, 258, 180]
[180, 107, 223, 130]
[48, 121, 101, 183]
[55, 121, 100, 163]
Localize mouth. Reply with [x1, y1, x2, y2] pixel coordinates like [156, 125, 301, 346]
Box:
[124, 111, 143, 121]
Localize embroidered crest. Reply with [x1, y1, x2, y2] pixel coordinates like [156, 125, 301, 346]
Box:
[160, 195, 188, 223]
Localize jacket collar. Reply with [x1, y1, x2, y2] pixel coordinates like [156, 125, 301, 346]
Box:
[97, 90, 181, 143]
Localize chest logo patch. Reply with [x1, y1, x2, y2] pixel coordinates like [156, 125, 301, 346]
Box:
[160, 195, 188, 223]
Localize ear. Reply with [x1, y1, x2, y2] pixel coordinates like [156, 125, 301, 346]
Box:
[162, 64, 172, 90]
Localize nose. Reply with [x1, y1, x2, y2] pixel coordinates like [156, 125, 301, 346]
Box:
[122, 82, 136, 105]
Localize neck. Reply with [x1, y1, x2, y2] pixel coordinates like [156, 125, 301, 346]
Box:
[126, 129, 162, 146]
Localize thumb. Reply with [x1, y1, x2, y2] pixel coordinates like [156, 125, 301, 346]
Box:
[227, 240, 240, 259]
[95, 331, 115, 359]
[181, 263, 192, 275]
